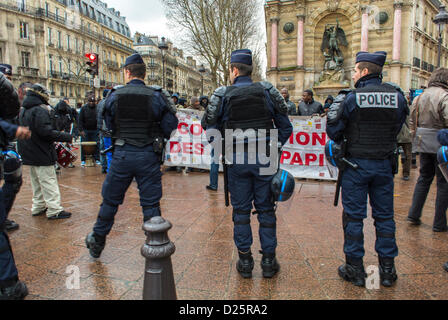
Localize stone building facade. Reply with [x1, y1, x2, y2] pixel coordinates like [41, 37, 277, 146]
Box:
[0, 0, 134, 106]
[265, 0, 448, 103]
[133, 33, 214, 102]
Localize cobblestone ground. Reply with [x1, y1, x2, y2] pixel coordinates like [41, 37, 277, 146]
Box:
[7, 152, 448, 300]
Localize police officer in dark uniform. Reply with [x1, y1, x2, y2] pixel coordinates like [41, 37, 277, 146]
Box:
[326, 51, 408, 287]
[0, 64, 24, 232]
[0, 70, 31, 299]
[85, 53, 178, 258]
[202, 49, 292, 278]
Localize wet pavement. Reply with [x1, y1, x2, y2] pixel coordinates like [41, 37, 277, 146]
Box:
[7, 153, 448, 300]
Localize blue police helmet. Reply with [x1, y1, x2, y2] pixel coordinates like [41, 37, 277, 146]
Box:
[3, 150, 22, 175]
[271, 169, 295, 202]
[438, 146, 448, 165]
[438, 146, 448, 182]
[325, 140, 343, 168]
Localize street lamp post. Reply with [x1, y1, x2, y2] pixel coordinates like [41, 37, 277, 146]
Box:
[199, 64, 206, 96]
[434, 5, 448, 68]
[158, 37, 168, 89]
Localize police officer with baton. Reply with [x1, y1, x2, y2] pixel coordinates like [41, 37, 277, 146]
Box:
[202, 49, 293, 278]
[326, 51, 408, 288]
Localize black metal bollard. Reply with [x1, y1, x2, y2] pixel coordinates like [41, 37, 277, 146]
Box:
[141, 216, 177, 300]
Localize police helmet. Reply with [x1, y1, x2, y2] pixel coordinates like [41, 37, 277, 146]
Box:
[325, 140, 343, 168]
[438, 146, 448, 182]
[271, 169, 295, 202]
[3, 150, 22, 177]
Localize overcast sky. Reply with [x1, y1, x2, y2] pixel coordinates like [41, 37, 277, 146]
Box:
[105, 0, 267, 69]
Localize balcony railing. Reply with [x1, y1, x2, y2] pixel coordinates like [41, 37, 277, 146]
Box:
[0, 0, 134, 54]
[17, 66, 39, 77]
[148, 63, 160, 69]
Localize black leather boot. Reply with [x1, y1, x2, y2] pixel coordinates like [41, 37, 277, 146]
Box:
[236, 250, 254, 279]
[338, 258, 366, 287]
[0, 281, 28, 300]
[260, 252, 280, 278]
[379, 257, 397, 287]
[5, 219, 19, 232]
[85, 232, 106, 258]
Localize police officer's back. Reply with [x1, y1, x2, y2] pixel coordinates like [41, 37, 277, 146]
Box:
[85, 53, 178, 258]
[203, 49, 292, 278]
[0, 70, 31, 300]
[326, 51, 408, 287]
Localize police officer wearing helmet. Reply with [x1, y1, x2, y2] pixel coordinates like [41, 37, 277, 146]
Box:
[85, 53, 178, 258]
[326, 51, 408, 287]
[0, 69, 31, 300]
[0, 65, 25, 232]
[0, 64, 12, 81]
[202, 49, 293, 279]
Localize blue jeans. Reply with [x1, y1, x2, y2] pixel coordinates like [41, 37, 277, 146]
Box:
[209, 148, 219, 189]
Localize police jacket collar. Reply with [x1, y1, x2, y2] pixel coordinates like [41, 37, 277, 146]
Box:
[233, 76, 252, 86]
[126, 79, 146, 86]
[354, 73, 382, 89]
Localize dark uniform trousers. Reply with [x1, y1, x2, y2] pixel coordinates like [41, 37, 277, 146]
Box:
[93, 144, 162, 237]
[228, 152, 277, 254]
[0, 188, 19, 288]
[341, 158, 398, 260]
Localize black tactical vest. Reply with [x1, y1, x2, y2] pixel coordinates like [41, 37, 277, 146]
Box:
[224, 82, 274, 132]
[113, 85, 162, 147]
[345, 83, 400, 159]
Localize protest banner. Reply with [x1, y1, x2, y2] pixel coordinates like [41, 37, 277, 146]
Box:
[163, 110, 336, 181]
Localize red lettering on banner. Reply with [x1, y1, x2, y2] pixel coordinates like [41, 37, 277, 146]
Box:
[319, 154, 325, 166]
[305, 153, 317, 166]
[312, 132, 326, 146]
[296, 132, 310, 146]
[178, 122, 189, 134]
[280, 151, 291, 164]
[183, 142, 193, 154]
[170, 141, 181, 153]
[190, 124, 203, 136]
[194, 143, 204, 155]
[289, 133, 294, 145]
[290, 153, 303, 166]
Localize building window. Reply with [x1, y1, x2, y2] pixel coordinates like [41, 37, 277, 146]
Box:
[18, 0, 26, 12]
[49, 54, 54, 73]
[67, 35, 71, 50]
[55, 8, 59, 22]
[45, 2, 49, 16]
[59, 57, 63, 74]
[57, 31, 62, 48]
[19, 22, 29, 39]
[21, 52, 30, 67]
[48, 27, 52, 45]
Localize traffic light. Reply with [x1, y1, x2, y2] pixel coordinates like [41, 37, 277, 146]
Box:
[85, 53, 99, 76]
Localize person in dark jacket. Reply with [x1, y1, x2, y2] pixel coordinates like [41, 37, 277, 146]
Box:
[17, 84, 72, 220]
[78, 96, 100, 166]
[298, 90, 324, 116]
[323, 95, 334, 113]
[53, 98, 74, 133]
